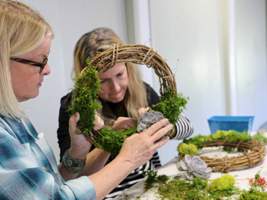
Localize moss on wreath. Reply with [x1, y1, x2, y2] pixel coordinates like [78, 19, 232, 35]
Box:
[152, 89, 188, 125]
[68, 58, 102, 135]
[69, 60, 189, 155]
[182, 130, 254, 150]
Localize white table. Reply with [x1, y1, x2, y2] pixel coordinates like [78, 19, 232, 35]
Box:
[114, 147, 267, 200]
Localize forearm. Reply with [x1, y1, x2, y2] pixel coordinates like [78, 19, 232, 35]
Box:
[79, 148, 110, 176]
[88, 155, 135, 200]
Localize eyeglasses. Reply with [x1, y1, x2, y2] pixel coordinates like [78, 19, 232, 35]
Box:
[10, 57, 48, 73]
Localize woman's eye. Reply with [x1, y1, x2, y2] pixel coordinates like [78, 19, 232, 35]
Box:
[100, 79, 107, 84]
[117, 72, 123, 77]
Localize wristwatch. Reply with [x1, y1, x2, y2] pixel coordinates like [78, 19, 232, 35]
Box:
[62, 149, 86, 173]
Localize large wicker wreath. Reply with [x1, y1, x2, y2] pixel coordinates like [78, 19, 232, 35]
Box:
[200, 140, 266, 173]
[79, 44, 188, 145]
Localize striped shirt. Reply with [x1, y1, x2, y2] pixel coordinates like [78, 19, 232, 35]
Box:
[0, 115, 96, 200]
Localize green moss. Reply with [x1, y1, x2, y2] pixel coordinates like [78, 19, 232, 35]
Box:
[143, 170, 170, 191]
[207, 174, 235, 193]
[177, 143, 198, 156]
[151, 89, 188, 125]
[239, 187, 267, 199]
[183, 130, 254, 150]
[94, 127, 137, 155]
[68, 62, 102, 134]
[157, 177, 209, 200]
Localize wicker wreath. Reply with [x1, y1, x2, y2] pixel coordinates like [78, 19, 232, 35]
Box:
[81, 44, 179, 144]
[199, 140, 266, 173]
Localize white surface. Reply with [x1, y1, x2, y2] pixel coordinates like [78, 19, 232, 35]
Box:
[114, 147, 267, 200]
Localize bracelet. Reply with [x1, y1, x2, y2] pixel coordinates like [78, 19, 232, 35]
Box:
[62, 149, 86, 173]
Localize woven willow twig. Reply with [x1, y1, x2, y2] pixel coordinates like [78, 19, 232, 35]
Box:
[84, 44, 178, 145]
[90, 44, 177, 95]
[199, 140, 266, 173]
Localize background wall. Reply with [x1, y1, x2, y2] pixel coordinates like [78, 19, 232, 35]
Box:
[18, 0, 267, 165]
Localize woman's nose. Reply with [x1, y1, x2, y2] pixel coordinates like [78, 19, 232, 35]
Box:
[42, 63, 51, 75]
[110, 80, 120, 92]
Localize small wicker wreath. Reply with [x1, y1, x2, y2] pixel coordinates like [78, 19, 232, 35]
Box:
[81, 44, 179, 144]
[199, 140, 266, 173]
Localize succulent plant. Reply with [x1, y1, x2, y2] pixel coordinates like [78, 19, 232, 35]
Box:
[137, 110, 169, 133]
[176, 155, 212, 180]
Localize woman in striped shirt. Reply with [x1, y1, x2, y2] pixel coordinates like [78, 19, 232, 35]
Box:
[57, 27, 194, 199]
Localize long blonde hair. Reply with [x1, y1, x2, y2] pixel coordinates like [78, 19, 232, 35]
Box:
[73, 27, 148, 122]
[0, 0, 54, 119]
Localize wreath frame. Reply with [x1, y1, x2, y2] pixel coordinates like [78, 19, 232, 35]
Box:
[80, 44, 182, 144]
[189, 140, 266, 173]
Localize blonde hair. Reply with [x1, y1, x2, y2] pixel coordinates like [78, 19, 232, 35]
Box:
[0, 0, 54, 119]
[73, 27, 148, 122]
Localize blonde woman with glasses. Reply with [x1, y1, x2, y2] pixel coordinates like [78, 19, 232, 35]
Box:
[0, 1, 172, 199]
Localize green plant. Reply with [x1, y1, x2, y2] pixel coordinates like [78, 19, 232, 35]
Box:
[152, 89, 188, 125]
[207, 174, 235, 193]
[68, 59, 102, 134]
[177, 142, 198, 156]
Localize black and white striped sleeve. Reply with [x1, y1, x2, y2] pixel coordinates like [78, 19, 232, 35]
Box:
[171, 112, 194, 140]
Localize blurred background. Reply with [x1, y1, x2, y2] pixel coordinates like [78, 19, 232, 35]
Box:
[19, 0, 267, 165]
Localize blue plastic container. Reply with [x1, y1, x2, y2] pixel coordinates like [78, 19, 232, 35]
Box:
[208, 116, 254, 134]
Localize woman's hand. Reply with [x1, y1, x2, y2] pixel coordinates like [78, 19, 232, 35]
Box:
[94, 112, 104, 130]
[138, 107, 150, 117]
[113, 117, 137, 131]
[68, 112, 104, 159]
[117, 118, 172, 170]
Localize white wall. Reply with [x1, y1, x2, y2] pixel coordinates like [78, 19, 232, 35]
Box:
[17, 0, 267, 166]
[148, 0, 267, 165]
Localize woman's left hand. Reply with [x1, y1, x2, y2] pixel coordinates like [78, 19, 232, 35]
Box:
[113, 117, 137, 131]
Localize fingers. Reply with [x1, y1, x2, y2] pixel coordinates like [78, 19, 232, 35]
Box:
[69, 112, 81, 134]
[144, 118, 171, 136]
[138, 107, 150, 117]
[94, 114, 104, 130]
[113, 117, 137, 130]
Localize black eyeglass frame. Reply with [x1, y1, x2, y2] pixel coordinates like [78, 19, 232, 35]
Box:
[10, 57, 48, 73]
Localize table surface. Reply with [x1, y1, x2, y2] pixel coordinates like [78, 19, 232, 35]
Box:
[114, 146, 267, 200]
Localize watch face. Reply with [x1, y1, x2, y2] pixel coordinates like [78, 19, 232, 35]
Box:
[67, 159, 73, 166]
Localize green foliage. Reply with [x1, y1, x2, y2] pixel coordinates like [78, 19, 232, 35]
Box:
[152, 89, 188, 125]
[183, 130, 253, 150]
[207, 174, 235, 193]
[177, 142, 198, 156]
[94, 127, 137, 155]
[239, 187, 267, 199]
[143, 170, 170, 191]
[157, 177, 208, 200]
[68, 62, 102, 134]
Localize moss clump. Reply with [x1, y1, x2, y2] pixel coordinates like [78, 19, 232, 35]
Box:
[177, 142, 198, 156]
[207, 174, 235, 193]
[152, 89, 188, 125]
[158, 177, 208, 200]
[239, 187, 267, 199]
[94, 127, 138, 155]
[183, 130, 253, 149]
[143, 170, 170, 191]
[68, 60, 102, 135]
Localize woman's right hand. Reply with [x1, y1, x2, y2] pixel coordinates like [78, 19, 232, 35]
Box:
[117, 118, 172, 170]
[68, 112, 104, 159]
